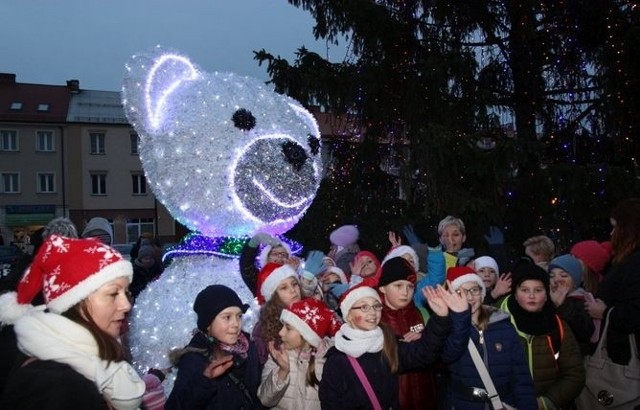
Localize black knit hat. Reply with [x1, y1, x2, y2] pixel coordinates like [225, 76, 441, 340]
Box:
[511, 260, 550, 295]
[378, 257, 416, 287]
[193, 285, 249, 332]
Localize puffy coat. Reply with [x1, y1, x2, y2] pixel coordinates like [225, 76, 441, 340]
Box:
[501, 298, 585, 409]
[445, 307, 537, 409]
[258, 337, 333, 409]
[166, 332, 262, 410]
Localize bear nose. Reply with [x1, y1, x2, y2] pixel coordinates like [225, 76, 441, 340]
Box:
[281, 141, 308, 171]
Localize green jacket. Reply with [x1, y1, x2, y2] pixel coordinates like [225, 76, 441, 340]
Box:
[500, 296, 585, 409]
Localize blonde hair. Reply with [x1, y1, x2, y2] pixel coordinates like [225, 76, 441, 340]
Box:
[523, 235, 555, 261]
[438, 216, 466, 235]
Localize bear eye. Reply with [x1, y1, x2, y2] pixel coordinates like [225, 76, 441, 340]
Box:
[307, 135, 320, 156]
[281, 141, 308, 171]
[231, 108, 256, 131]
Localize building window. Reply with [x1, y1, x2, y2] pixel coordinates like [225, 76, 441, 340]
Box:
[37, 173, 56, 193]
[91, 173, 107, 195]
[37, 104, 50, 112]
[126, 218, 155, 243]
[9, 102, 22, 110]
[1, 173, 20, 193]
[36, 130, 55, 152]
[1, 130, 18, 151]
[90, 132, 105, 154]
[130, 133, 139, 155]
[132, 174, 147, 195]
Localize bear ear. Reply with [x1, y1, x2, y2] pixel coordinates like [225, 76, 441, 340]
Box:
[122, 48, 200, 134]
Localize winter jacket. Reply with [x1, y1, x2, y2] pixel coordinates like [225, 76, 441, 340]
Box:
[596, 249, 640, 364]
[380, 302, 437, 409]
[555, 289, 595, 356]
[166, 332, 262, 410]
[445, 307, 537, 410]
[258, 337, 333, 409]
[501, 297, 585, 409]
[319, 309, 470, 409]
[1, 355, 108, 409]
[414, 246, 473, 309]
[239, 243, 261, 295]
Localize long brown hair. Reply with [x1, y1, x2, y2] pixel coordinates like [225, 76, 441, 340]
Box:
[258, 292, 288, 344]
[62, 300, 126, 363]
[610, 198, 640, 265]
[380, 323, 399, 373]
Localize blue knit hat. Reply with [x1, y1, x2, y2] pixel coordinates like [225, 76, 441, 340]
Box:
[193, 285, 248, 332]
[548, 254, 583, 287]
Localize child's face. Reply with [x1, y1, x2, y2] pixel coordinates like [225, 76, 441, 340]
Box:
[321, 272, 341, 287]
[358, 256, 377, 278]
[346, 296, 382, 331]
[440, 225, 465, 253]
[379, 280, 415, 310]
[514, 279, 547, 313]
[278, 322, 306, 350]
[549, 268, 575, 291]
[208, 306, 243, 345]
[268, 245, 289, 264]
[477, 267, 497, 288]
[275, 277, 301, 306]
[400, 253, 417, 271]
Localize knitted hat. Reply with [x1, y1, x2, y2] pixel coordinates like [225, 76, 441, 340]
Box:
[81, 217, 113, 245]
[548, 254, 583, 286]
[256, 263, 298, 304]
[43, 217, 78, 239]
[329, 225, 359, 247]
[378, 257, 416, 288]
[473, 256, 499, 276]
[447, 266, 486, 298]
[511, 261, 549, 295]
[0, 235, 132, 324]
[570, 240, 612, 276]
[339, 285, 381, 315]
[325, 266, 348, 284]
[280, 298, 341, 347]
[258, 241, 292, 269]
[193, 285, 249, 332]
[381, 245, 419, 272]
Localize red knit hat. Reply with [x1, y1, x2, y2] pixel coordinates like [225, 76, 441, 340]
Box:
[0, 235, 132, 324]
[256, 262, 297, 304]
[570, 240, 612, 276]
[447, 265, 486, 298]
[280, 298, 341, 347]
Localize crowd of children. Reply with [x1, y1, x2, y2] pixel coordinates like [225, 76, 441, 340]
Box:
[2, 198, 640, 409]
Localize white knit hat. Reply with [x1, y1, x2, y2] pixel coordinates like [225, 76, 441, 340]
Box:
[326, 266, 348, 284]
[339, 285, 380, 315]
[381, 245, 419, 271]
[474, 256, 499, 276]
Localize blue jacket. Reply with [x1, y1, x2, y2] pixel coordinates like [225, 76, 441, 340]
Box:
[445, 307, 537, 409]
[319, 309, 470, 409]
[166, 332, 262, 410]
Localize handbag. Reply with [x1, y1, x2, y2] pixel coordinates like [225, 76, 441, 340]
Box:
[575, 308, 640, 409]
[468, 339, 517, 410]
[347, 355, 382, 410]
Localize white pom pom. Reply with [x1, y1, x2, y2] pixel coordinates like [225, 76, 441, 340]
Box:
[0, 292, 35, 325]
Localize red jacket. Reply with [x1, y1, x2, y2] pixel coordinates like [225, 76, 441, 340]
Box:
[380, 301, 438, 409]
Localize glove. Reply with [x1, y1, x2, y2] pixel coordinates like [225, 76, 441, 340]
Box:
[483, 226, 504, 245]
[248, 232, 279, 248]
[304, 250, 328, 276]
[402, 224, 424, 246]
[327, 283, 349, 300]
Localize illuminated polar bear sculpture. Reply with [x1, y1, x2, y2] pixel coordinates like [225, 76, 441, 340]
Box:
[121, 46, 321, 383]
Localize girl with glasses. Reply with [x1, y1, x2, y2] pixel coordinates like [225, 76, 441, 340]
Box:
[319, 283, 470, 409]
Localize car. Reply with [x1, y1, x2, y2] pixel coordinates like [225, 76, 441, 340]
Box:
[0, 245, 23, 278]
[112, 243, 133, 261]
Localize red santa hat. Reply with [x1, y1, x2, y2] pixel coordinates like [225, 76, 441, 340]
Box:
[339, 285, 381, 315]
[256, 262, 298, 304]
[280, 298, 341, 347]
[0, 235, 132, 324]
[447, 265, 486, 298]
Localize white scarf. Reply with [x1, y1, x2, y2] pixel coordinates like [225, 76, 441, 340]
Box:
[334, 323, 384, 358]
[14, 311, 145, 410]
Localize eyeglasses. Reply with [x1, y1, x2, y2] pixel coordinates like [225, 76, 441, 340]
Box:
[351, 303, 384, 312]
[269, 251, 288, 258]
[456, 286, 483, 297]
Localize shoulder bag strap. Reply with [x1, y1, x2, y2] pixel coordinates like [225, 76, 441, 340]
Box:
[347, 355, 382, 410]
[468, 338, 504, 410]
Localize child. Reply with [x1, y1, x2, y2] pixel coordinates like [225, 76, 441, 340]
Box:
[472, 255, 511, 305]
[258, 298, 340, 409]
[239, 232, 296, 293]
[378, 257, 438, 409]
[253, 263, 302, 366]
[548, 254, 595, 356]
[319, 284, 470, 409]
[570, 239, 611, 294]
[166, 285, 261, 409]
[445, 266, 537, 409]
[522, 235, 555, 270]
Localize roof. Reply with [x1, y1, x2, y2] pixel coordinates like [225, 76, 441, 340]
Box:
[67, 89, 128, 124]
[0, 75, 72, 123]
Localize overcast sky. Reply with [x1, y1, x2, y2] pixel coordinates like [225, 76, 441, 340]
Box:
[1, 0, 347, 91]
